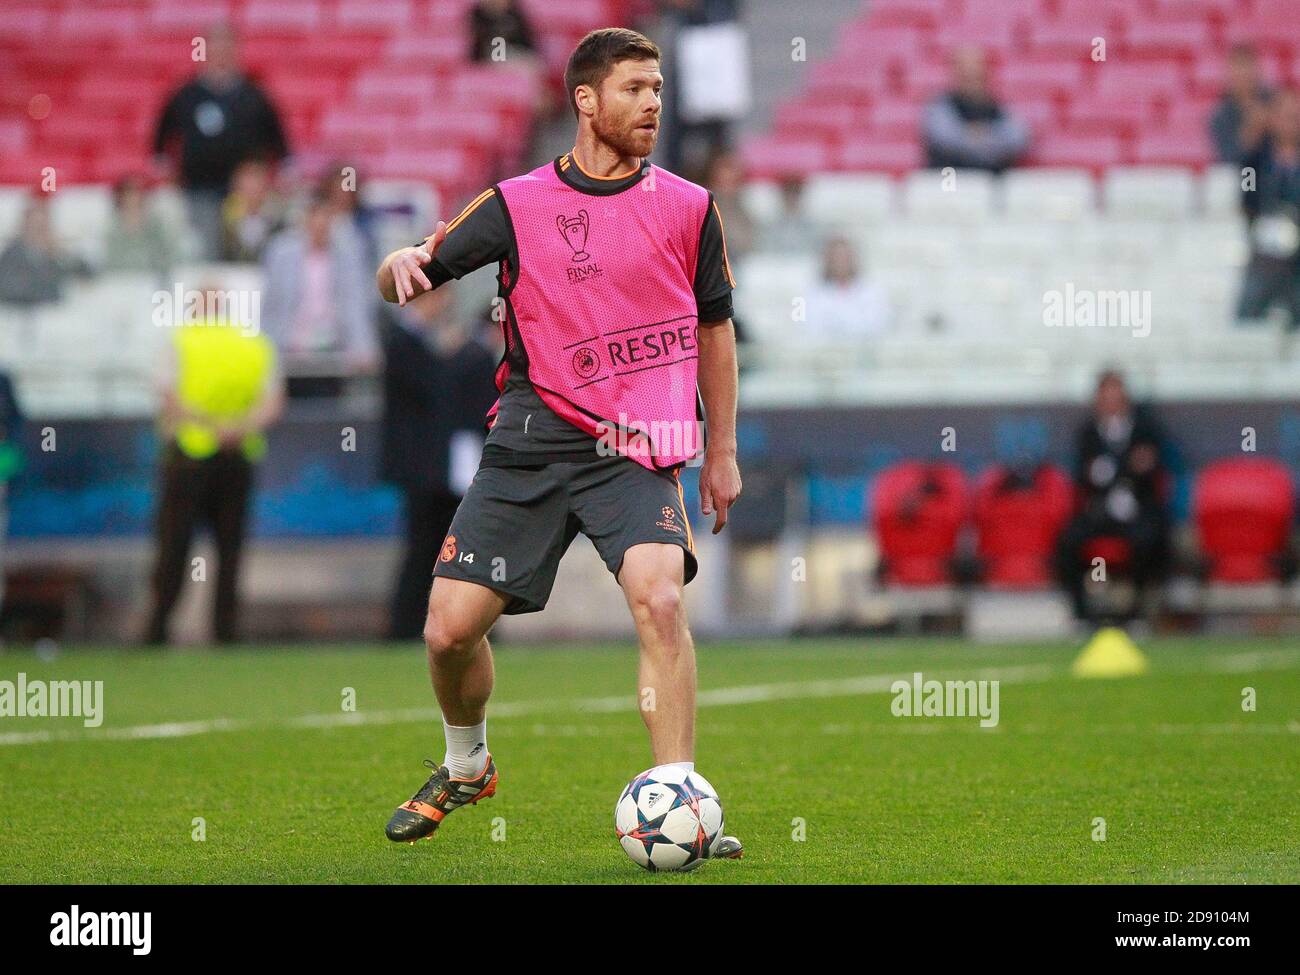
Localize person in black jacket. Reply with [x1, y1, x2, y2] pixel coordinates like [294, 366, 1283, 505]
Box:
[152, 23, 288, 260]
[380, 285, 499, 640]
[1054, 370, 1171, 621]
[0, 371, 22, 620]
[1236, 88, 1300, 326]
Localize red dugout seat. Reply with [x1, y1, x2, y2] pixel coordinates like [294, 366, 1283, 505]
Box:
[871, 462, 968, 586]
[1194, 458, 1295, 583]
[974, 464, 1074, 589]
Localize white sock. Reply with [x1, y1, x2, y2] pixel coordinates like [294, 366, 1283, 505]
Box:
[442, 719, 488, 779]
[669, 761, 694, 773]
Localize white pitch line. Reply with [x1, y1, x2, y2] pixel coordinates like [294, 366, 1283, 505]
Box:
[0, 651, 1296, 748]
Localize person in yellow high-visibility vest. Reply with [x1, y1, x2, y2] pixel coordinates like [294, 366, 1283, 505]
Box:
[144, 303, 284, 645]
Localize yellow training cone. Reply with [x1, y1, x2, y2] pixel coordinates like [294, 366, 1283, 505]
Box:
[1071, 626, 1149, 679]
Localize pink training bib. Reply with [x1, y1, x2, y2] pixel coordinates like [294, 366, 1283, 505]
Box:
[492, 159, 711, 470]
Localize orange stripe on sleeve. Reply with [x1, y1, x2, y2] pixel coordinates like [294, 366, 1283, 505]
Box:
[444, 188, 495, 236]
[711, 200, 737, 289]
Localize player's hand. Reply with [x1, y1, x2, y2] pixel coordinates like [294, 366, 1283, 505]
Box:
[699, 449, 741, 534]
[391, 221, 446, 306]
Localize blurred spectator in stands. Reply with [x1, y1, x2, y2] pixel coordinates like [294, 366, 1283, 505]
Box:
[260, 190, 377, 384]
[153, 23, 288, 261]
[102, 175, 176, 281]
[923, 47, 1029, 173]
[705, 147, 754, 261]
[1236, 88, 1300, 327]
[0, 198, 92, 307]
[803, 236, 891, 341]
[469, 0, 537, 62]
[468, 0, 552, 154]
[379, 284, 498, 639]
[220, 159, 287, 263]
[144, 289, 285, 645]
[758, 175, 820, 256]
[318, 164, 381, 268]
[0, 370, 21, 621]
[653, 0, 749, 180]
[1054, 370, 1170, 622]
[1211, 43, 1274, 165]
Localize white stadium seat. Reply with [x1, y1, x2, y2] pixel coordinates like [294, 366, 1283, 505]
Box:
[1001, 169, 1096, 221]
[739, 181, 783, 226]
[48, 185, 113, 258]
[902, 169, 996, 223]
[1202, 163, 1245, 219]
[802, 173, 895, 228]
[0, 187, 28, 240]
[1104, 166, 1198, 220]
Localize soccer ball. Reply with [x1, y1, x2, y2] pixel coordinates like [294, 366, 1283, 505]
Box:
[614, 765, 724, 872]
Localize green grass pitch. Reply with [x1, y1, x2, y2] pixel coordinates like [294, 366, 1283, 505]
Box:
[1, 636, 1296, 884]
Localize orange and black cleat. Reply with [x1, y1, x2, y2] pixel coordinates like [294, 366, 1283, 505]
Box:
[385, 756, 498, 843]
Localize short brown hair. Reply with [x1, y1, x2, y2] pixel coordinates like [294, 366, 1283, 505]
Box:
[563, 28, 660, 118]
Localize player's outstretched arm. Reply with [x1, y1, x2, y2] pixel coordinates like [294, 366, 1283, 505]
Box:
[697, 319, 741, 534]
[376, 220, 447, 305]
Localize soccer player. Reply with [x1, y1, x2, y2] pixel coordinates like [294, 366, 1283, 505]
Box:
[376, 28, 743, 857]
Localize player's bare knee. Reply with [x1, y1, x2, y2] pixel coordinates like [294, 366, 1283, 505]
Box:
[630, 580, 684, 633]
[423, 610, 479, 661]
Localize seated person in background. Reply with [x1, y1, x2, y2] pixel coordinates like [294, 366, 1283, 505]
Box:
[467, 0, 551, 132]
[1210, 43, 1274, 165]
[1054, 370, 1171, 622]
[704, 147, 755, 263]
[923, 46, 1029, 173]
[318, 163, 380, 268]
[260, 190, 377, 377]
[469, 0, 536, 62]
[379, 284, 499, 640]
[0, 370, 21, 620]
[1236, 88, 1300, 327]
[102, 175, 177, 280]
[0, 198, 92, 306]
[220, 158, 286, 263]
[758, 175, 819, 256]
[802, 236, 891, 342]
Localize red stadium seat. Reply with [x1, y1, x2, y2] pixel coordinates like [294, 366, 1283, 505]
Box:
[1194, 458, 1296, 583]
[838, 137, 922, 173]
[1122, 17, 1216, 60]
[1066, 96, 1153, 138]
[973, 464, 1074, 589]
[999, 58, 1087, 98]
[1030, 132, 1126, 169]
[857, 0, 947, 30]
[871, 462, 968, 587]
[741, 136, 834, 180]
[1081, 536, 1132, 572]
[897, 58, 952, 102]
[1133, 128, 1212, 166]
[871, 100, 924, 140]
[772, 101, 862, 144]
[1093, 61, 1189, 101]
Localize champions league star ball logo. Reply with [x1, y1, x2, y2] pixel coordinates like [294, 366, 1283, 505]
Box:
[556, 209, 590, 261]
[572, 346, 600, 379]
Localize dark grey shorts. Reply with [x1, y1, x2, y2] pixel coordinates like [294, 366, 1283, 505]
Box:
[432, 455, 698, 614]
